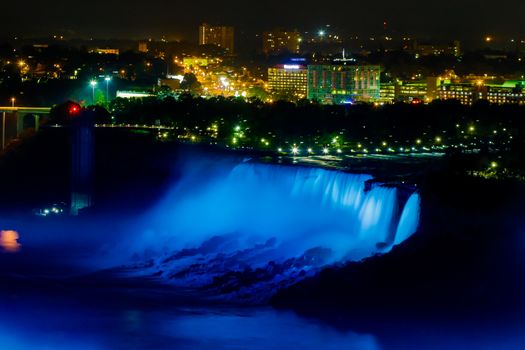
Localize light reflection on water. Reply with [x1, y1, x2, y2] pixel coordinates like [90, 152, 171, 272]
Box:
[0, 301, 380, 350]
[0, 230, 21, 253]
[158, 309, 380, 350]
[2, 299, 525, 350]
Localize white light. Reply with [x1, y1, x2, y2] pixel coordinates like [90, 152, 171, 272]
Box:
[292, 146, 299, 155]
[220, 76, 230, 87]
[283, 64, 301, 70]
[323, 148, 329, 154]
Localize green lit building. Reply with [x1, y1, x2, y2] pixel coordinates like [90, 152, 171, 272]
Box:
[307, 64, 381, 104]
[396, 81, 428, 103]
[485, 81, 525, 105]
[379, 82, 396, 103]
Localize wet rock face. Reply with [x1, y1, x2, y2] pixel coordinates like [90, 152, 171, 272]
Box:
[124, 235, 335, 304]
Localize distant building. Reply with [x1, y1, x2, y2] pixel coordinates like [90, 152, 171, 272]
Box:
[396, 81, 428, 103]
[199, 23, 234, 53]
[116, 90, 156, 99]
[439, 80, 525, 105]
[263, 29, 301, 55]
[138, 41, 149, 53]
[183, 57, 209, 67]
[268, 64, 308, 99]
[438, 83, 480, 105]
[379, 77, 440, 103]
[405, 40, 461, 57]
[307, 64, 381, 104]
[32, 44, 49, 50]
[91, 48, 120, 55]
[379, 82, 396, 103]
[485, 81, 525, 104]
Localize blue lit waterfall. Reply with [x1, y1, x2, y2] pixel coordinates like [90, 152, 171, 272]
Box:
[127, 161, 421, 301]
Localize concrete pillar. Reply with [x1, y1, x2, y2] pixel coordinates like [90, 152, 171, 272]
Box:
[35, 115, 40, 131]
[16, 111, 23, 137]
[1, 112, 5, 150]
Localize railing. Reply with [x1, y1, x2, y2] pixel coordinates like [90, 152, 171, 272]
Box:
[0, 107, 51, 113]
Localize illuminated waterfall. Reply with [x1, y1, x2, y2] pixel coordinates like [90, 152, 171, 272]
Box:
[126, 161, 422, 300]
[142, 162, 420, 260]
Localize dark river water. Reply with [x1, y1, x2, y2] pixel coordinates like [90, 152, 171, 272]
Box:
[2, 287, 525, 350]
[1, 217, 525, 350]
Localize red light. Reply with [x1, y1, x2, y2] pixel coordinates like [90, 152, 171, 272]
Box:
[69, 104, 81, 115]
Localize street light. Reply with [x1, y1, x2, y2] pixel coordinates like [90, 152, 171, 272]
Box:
[90, 80, 97, 105]
[104, 76, 111, 103]
[10, 97, 15, 108]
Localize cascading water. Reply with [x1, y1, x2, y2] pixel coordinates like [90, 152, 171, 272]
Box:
[125, 160, 421, 302]
[358, 186, 398, 244]
[394, 192, 421, 246]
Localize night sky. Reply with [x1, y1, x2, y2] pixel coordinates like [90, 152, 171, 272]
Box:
[2, 0, 525, 41]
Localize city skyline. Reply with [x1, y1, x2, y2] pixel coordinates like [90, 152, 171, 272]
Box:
[2, 0, 525, 41]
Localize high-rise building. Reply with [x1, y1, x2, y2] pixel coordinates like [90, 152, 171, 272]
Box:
[268, 63, 308, 100]
[199, 23, 234, 53]
[307, 64, 381, 104]
[263, 29, 301, 55]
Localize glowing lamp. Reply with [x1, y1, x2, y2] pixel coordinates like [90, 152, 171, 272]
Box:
[69, 103, 81, 115]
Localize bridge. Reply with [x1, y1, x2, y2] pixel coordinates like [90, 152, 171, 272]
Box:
[0, 106, 52, 149]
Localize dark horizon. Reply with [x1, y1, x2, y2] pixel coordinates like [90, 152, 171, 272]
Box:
[2, 0, 525, 42]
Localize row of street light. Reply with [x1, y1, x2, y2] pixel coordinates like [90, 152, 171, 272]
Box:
[8, 75, 110, 107]
[89, 77, 112, 105]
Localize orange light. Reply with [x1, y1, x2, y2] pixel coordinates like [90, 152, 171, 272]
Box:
[0, 230, 21, 253]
